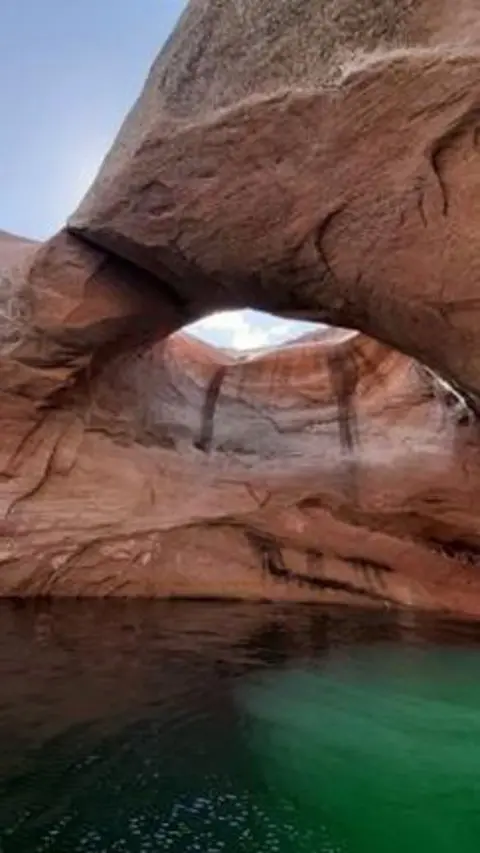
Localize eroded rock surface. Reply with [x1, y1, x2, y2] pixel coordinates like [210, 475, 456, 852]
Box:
[3, 1, 480, 615]
[69, 0, 480, 403]
[0, 229, 480, 616]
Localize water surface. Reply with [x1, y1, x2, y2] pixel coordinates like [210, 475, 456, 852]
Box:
[1, 600, 480, 852]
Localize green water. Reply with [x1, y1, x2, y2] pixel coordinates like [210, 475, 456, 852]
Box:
[1, 601, 480, 852]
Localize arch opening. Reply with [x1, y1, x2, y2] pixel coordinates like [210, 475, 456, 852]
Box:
[185, 309, 323, 354]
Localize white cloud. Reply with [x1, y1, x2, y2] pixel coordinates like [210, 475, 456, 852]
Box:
[190, 311, 244, 333]
[186, 310, 318, 351]
[230, 316, 271, 350]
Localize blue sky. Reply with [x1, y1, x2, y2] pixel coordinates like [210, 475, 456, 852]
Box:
[1, 0, 318, 350]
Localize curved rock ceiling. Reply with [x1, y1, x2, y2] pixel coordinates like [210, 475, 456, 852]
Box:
[69, 0, 480, 405]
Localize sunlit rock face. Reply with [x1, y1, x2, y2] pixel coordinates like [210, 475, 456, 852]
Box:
[1, 227, 480, 616]
[69, 0, 480, 404]
[2, 0, 480, 613]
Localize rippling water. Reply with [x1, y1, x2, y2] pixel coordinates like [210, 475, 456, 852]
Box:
[1, 601, 480, 852]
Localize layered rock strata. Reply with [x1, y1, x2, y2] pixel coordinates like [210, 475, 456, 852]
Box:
[2, 0, 480, 615]
[70, 0, 480, 406]
[0, 230, 480, 616]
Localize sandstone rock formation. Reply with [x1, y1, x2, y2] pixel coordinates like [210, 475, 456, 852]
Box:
[70, 0, 480, 406]
[1, 226, 480, 616]
[2, 0, 480, 615]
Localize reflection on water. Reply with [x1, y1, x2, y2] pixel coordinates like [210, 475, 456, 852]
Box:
[1, 601, 480, 852]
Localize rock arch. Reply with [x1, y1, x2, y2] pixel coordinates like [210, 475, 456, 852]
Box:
[2, 0, 480, 612]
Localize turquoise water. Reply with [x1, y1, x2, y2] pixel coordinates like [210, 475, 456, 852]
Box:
[1, 601, 480, 852]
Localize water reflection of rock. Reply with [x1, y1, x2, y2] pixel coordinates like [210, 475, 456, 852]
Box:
[1, 598, 477, 785]
[0, 600, 468, 745]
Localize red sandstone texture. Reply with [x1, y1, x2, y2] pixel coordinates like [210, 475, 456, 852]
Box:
[2, 0, 480, 615]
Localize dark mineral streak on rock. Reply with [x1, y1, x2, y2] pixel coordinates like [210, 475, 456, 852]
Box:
[245, 531, 392, 603]
[3, 2, 480, 614]
[194, 364, 227, 452]
[326, 347, 359, 454]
